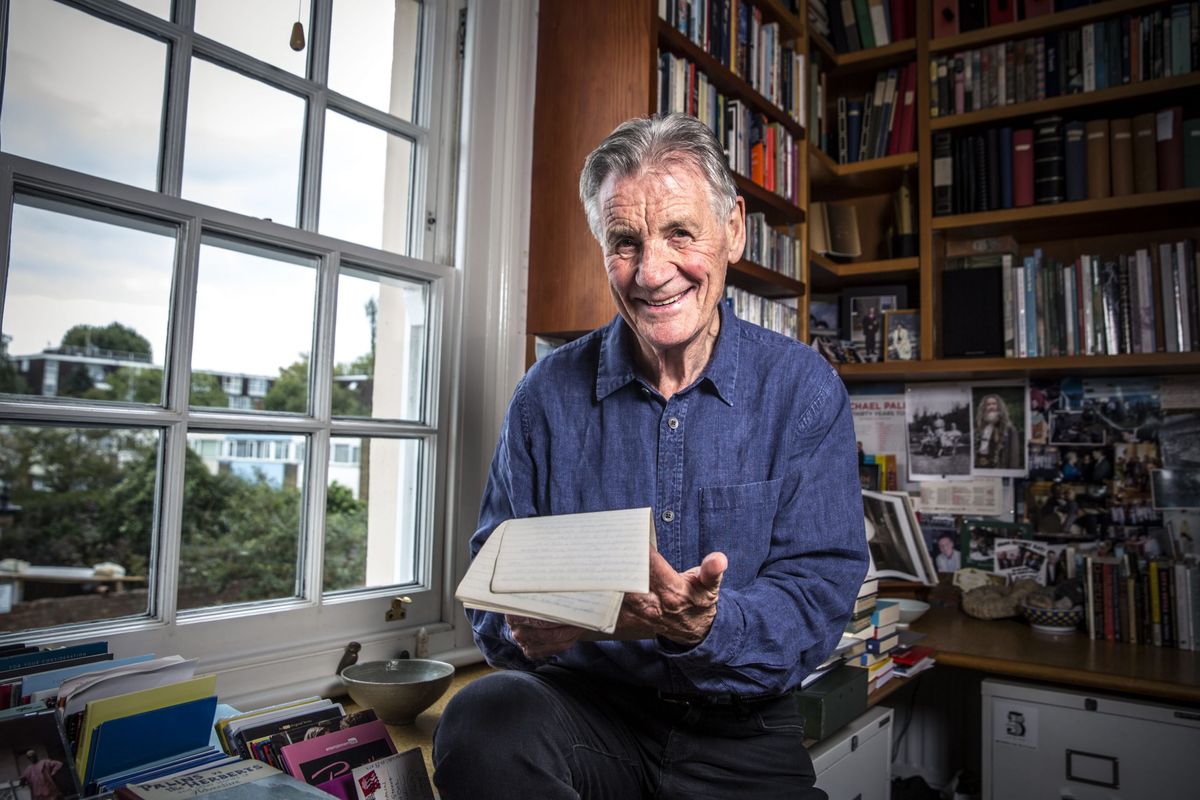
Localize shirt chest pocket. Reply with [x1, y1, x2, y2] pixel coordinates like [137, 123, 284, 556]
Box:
[698, 478, 782, 589]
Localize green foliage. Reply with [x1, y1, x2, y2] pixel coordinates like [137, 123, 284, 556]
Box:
[265, 356, 368, 416]
[0, 337, 26, 394]
[323, 481, 368, 592]
[189, 372, 229, 408]
[62, 322, 152, 358]
[85, 366, 164, 404]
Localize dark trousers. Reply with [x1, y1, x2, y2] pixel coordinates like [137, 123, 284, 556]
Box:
[432, 666, 826, 800]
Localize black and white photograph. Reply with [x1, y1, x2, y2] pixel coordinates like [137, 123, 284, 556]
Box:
[1048, 408, 1108, 445]
[906, 384, 971, 480]
[0, 709, 82, 800]
[970, 384, 1028, 476]
[1156, 413, 1200, 469]
[861, 490, 929, 584]
[1150, 468, 1200, 510]
[1026, 444, 1061, 480]
[959, 517, 1033, 571]
[1082, 377, 1163, 444]
[840, 286, 907, 364]
[883, 310, 919, 362]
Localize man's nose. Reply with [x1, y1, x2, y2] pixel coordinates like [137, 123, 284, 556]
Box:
[636, 239, 676, 288]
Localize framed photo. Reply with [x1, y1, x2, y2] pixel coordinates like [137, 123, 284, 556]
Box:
[1150, 469, 1200, 510]
[969, 383, 1029, 476]
[0, 709, 82, 799]
[958, 517, 1033, 570]
[883, 309, 919, 362]
[808, 293, 839, 334]
[840, 285, 908, 363]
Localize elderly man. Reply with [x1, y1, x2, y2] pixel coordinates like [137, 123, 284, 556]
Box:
[433, 114, 867, 799]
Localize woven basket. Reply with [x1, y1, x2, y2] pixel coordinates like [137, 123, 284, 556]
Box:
[961, 579, 1040, 620]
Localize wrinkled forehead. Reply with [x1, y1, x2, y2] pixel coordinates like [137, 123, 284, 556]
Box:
[598, 160, 715, 218]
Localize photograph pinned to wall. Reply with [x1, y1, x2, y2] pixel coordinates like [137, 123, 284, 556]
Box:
[883, 310, 919, 361]
[1081, 376, 1163, 444]
[1114, 442, 1159, 493]
[1156, 413, 1200, 469]
[919, 512, 960, 573]
[1150, 469, 1200, 510]
[808, 293, 839, 335]
[861, 490, 932, 584]
[958, 517, 1033, 570]
[1027, 444, 1060, 480]
[850, 387, 911, 492]
[1025, 481, 1107, 538]
[905, 383, 971, 480]
[993, 537, 1046, 583]
[1048, 409, 1108, 446]
[859, 460, 881, 492]
[840, 286, 906, 364]
[1028, 378, 1080, 444]
[1163, 510, 1200, 560]
[969, 383, 1028, 476]
[1041, 543, 1068, 586]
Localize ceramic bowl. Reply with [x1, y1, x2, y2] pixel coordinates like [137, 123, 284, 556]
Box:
[883, 598, 931, 626]
[340, 658, 455, 725]
[1019, 604, 1084, 634]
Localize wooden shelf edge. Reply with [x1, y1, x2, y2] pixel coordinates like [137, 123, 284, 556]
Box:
[833, 38, 917, 70]
[812, 148, 919, 178]
[657, 21, 804, 138]
[837, 352, 1200, 381]
[932, 188, 1200, 232]
[734, 173, 805, 224]
[929, 0, 1169, 54]
[810, 30, 839, 62]
[930, 72, 1200, 131]
[729, 258, 806, 298]
[757, 0, 805, 40]
[811, 253, 920, 278]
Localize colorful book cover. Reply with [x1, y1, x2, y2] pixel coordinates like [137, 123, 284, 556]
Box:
[279, 719, 397, 789]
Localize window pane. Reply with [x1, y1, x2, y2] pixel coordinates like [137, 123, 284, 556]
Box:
[320, 112, 413, 255]
[193, 0, 311, 77]
[123, 0, 170, 18]
[0, 424, 159, 632]
[181, 431, 305, 610]
[191, 238, 317, 412]
[1, 0, 167, 189]
[2, 196, 175, 404]
[183, 59, 305, 225]
[333, 269, 427, 421]
[328, 0, 420, 119]
[324, 437, 421, 593]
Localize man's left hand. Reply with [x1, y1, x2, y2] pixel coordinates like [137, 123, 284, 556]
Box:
[619, 550, 727, 645]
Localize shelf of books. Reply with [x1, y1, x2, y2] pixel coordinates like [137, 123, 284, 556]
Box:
[836, 350, 1200, 381]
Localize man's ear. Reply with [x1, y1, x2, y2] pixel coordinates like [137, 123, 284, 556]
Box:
[726, 196, 746, 264]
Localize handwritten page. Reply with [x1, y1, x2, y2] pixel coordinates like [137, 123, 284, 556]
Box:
[455, 525, 624, 633]
[489, 507, 654, 593]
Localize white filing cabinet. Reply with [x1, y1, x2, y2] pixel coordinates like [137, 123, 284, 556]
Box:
[810, 705, 893, 800]
[981, 678, 1200, 799]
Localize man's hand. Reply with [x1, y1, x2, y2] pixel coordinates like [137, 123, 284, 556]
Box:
[505, 615, 585, 660]
[619, 550, 727, 645]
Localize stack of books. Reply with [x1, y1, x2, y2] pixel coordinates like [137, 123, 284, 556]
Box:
[851, 599, 901, 692]
[1084, 553, 1199, 649]
[890, 643, 936, 678]
[723, 288, 799, 338]
[831, 63, 919, 164]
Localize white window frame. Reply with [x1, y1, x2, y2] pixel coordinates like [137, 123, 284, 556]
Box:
[0, 0, 496, 706]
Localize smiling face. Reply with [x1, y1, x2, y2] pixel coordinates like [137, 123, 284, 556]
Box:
[598, 163, 744, 372]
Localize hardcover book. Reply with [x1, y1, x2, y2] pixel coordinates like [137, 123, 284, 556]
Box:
[1109, 117, 1134, 196]
[118, 759, 330, 799]
[1085, 118, 1111, 199]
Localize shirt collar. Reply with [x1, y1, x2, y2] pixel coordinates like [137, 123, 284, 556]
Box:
[595, 301, 740, 406]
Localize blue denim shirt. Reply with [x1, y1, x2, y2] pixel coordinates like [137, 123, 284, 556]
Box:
[468, 302, 868, 696]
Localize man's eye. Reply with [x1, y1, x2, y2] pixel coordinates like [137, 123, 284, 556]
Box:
[671, 229, 692, 241]
[614, 238, 637, 252]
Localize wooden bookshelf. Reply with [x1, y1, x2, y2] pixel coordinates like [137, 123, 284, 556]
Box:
[810, 252, 920, 281]
[930, 72, 1200, 131]
[931, 187, 1200, 239]
[837, 352, 1200, 382]
[928, 0, 1170, 54]
[735, 173, 806, 225]
[809, 32, 917, 73]
[809, 145, 918, 198]
[757, 0, 806, 39]
[657, 21, 804, 138]
[728, 258, 807, 299]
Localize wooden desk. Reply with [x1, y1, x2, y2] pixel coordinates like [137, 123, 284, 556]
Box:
[910, 605, 1200, 704]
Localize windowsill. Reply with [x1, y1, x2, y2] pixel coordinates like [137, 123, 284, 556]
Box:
[341, 661, 494, 779]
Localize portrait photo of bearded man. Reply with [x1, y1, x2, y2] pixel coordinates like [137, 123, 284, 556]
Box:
[972, 388, 1026, 472]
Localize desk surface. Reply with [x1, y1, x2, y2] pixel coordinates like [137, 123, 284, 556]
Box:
[911, 605, 1200, 704]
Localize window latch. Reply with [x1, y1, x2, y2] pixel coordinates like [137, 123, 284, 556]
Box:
[386, 595, 413, 622]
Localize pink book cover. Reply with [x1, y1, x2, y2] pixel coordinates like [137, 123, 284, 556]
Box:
[279, 719, 397, 788]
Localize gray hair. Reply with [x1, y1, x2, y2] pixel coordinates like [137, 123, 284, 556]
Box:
[578, 113, 738, 241]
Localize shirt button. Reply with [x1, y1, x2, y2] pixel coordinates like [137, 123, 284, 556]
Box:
[667, 417, 679, 429]
[661, 510, 675, 522]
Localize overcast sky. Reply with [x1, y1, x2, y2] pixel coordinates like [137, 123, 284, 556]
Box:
[1, 0, 418, 376]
